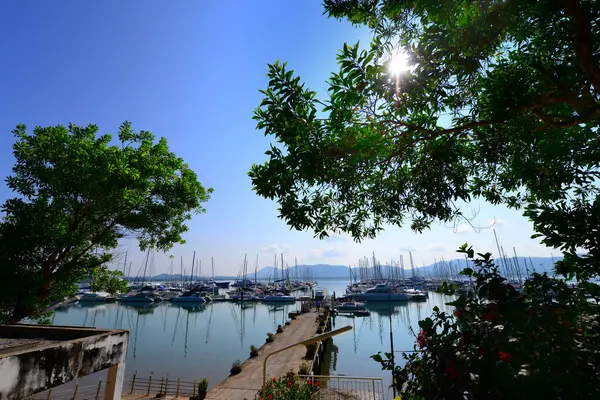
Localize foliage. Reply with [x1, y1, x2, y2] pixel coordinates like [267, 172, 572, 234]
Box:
[249, 0, 600, 282]
[372, 245, 600, 399]
[256, 371, 320, 400]
[298, 361, 311, 375]
[250, 344, 259, 357]
[88, 267, 128, 295]
[231, 360, 242, 375]
[305, 342, 317, 359]
[266, 332, 275, 342]
[197, 378, 208, 393]
[0, 122, 212, 323]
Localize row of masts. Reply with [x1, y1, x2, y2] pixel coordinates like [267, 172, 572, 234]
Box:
[348, 230, 548, 285]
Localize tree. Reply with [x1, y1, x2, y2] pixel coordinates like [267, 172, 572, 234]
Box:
[249, 0, 600, 281]
[0, 122, 212, 323]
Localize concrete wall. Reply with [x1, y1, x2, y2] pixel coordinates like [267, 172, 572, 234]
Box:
[0, 326, 128, 400]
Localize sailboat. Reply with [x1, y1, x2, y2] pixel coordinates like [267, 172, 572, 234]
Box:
[172, 251, 206, 303]
[121, 249, 154, 303]
[230, 255, 258, 301]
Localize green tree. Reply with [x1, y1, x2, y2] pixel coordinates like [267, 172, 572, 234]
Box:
[0, 122, 212, 323]
[249, 0, 600, 281]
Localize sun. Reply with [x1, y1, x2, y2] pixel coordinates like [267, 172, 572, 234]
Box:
[388, 49, 410, 76]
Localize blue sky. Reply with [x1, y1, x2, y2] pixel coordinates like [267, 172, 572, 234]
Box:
[0, 1, 555, 276]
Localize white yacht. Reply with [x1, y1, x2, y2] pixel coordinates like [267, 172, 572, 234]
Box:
[79, 292, 110, 302]
[120, 293, 155, 303]
[263, 293, 296, 303]
[171, 291, 206, 303]
[354, 284, 409, 302]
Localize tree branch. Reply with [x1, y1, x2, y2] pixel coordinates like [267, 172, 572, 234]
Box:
[561, 0, 600, 94]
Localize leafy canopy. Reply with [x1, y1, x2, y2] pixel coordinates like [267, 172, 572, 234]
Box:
[373, 245, 600, 400]
[0, 122, 212, 322]
[249, 0, 600, 279]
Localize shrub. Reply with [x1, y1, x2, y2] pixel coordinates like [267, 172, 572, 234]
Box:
[257, 371, 320, 400]
[298, 361, 311, 375]
[277, 324, 284, 333]
[285, 320, 291, 326]
[316, 327, 323, 334]
[372, 246, 600, 399]
[230, 360, 242, 375]
[266, 332, 275, 343]
[250, 344, 258, 358]
[197, 378, 208, 393]
[305, 342, 317, 359]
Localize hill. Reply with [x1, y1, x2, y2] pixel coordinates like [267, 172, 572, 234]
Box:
[130, 256, 563, 281]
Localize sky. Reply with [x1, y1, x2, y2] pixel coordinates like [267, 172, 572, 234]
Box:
[0, 1, 557, 277]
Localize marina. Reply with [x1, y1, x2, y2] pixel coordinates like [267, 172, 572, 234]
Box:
[45, 278, 456, 399]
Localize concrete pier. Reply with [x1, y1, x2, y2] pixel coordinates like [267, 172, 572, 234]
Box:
[206, 311, 320, 400]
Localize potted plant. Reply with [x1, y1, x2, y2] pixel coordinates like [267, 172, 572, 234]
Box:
[190, 378, 208, 400]
[266, 332, 275, 343]
[250, 344, 259, 358]
[277, 324, 284, 333]
[285, 320, 291, 326]
[305, 342, 317, 359]
[230, 360, 242, 375]
[316, 327, 323, 334]
[298, 361, 311, 375]
[291, 314, 297, 320]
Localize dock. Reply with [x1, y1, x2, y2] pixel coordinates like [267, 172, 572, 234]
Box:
[206, 310, 320, 400]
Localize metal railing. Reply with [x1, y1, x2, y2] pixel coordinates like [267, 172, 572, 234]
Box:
[297, 374, 385, 400]
[127, 374, 200, 398]
[26, 380, 106, 400]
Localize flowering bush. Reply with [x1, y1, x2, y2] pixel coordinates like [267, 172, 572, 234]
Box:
[372, 245, 600, 399]
[256, 371, 320, 400]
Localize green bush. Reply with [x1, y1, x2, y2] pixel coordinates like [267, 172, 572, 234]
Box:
[197, 378, 208, 393]
[373, 246, 600, 399]
[230, 360, 242, 375]
[257, 371, 320, 400]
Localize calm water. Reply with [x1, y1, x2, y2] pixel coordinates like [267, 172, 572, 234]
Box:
[51, 279, 454, 398]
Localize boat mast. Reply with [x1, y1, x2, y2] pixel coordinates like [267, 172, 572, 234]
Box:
[190, 251, 196, 289]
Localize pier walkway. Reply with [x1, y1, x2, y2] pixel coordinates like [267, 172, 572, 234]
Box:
[206, 310, 320, 400]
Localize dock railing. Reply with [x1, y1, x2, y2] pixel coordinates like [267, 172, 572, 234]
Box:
[297, 374, 385, 400]
[127, 374, 200, 398]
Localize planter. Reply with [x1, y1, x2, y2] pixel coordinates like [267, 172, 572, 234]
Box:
[190, 393, 207, 400]
[230, 366, 242, 375]
[250, 351, 259, 358]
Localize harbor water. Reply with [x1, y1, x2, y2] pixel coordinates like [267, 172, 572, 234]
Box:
[50, 278, 455, 399]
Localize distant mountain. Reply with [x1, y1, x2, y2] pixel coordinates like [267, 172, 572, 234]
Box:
[256, 264, 350, 280]
[131, 256, 563, 282]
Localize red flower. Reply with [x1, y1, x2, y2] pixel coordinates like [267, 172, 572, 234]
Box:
[445, 360, 459, 379]
[287, 380, 291, 387]
[483, 311, 495, 321]
[313, 382, 319, 387]
[272, 377, 277, 382]
[268, 396, 273, 400]
[478, 347, 485, 357]
[416, 330, 426, 348]
[498, 352, 511, 363]
[454, 309, 462, 318]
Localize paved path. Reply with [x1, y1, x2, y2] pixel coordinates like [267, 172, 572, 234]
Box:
[206, 311, 320, 400]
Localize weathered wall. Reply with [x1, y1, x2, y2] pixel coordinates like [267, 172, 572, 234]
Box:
[0, 329, 128, 400]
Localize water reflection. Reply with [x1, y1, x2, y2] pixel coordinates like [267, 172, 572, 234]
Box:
[50, 284, 454, 398]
